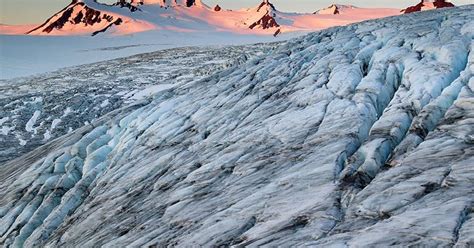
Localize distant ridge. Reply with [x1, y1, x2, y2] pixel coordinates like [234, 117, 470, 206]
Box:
[401, 0, 455, 14]
[11, 0, 401, 36]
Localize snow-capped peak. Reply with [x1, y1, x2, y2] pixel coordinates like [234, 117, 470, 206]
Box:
[401, 0, 454, 14]
[244, 0, 280, 35]
[27, 0, 124, 36]
[21, 0, 401, 37]
[314, 4, 357, 15]
[27, 0, 153, 36]
[257, 0, 277, 12]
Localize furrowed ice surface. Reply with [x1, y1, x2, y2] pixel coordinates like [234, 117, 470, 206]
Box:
[0, 5, 473, 247]
[0, 44, 278, 164]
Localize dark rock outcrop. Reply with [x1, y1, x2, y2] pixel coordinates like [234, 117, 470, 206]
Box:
[248, 0, 280, 30]
[402, 0, 454, 14]
[115, 0, 140, 11]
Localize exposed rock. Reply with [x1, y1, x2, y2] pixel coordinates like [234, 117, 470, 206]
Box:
[248, 0, 280, 30]
[134, 0, 204, 7]
[114, 1, 140, 11]
[402, 0, 455, 14]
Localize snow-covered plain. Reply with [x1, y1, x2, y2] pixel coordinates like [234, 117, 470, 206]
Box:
[0, 5, 473, 247]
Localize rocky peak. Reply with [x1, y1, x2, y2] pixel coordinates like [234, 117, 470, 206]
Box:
[314, 4, 355, 15]
[316, 4, 340, 14]
[402, 0, 454, 13]
[247, 0, 280, 36]
[257, 0, 276, 12]
[28, 0, 125, 36]
[115, 0, 140, 11]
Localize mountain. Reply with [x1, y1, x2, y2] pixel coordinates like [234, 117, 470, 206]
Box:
[0, 5, 473, 247]
[243, 0, 280, 35]
[402, 0, 455, 14]
[18, 0, 400, 36]
[27, 0, 154, 36]
[314, 4, 356, 15]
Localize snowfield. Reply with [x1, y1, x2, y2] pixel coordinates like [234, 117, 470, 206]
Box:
[1, 5, 474, 247]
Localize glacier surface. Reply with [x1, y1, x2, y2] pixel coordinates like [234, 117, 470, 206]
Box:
[0, 44, 277, 164]
[0, 6, 473, 247]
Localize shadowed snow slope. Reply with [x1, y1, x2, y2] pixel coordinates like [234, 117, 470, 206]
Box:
[1, 5, 474, 247]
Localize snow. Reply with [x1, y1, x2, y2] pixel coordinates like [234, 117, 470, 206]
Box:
[25, 110, 41, 133]
[0, 117, 9, 126]
[33, 96, 43, 103]
[100, 99, 110, 108]
[3, 0, 399, 37]
[42, 119, 63, 141]
[1, 125, 14, 135]
[63, 107, 73, 117]
[315, 4, 356, 15]
[0, 5, 473, 248]
[43, 130, 52, 141]
[0, 24, 36, 35]
[18, 138, 27, 146]
[51, 119, 62, 130]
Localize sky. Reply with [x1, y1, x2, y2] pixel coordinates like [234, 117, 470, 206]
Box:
[0, 0, 471, 25]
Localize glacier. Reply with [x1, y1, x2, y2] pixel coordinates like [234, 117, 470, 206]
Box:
[0, 5, 473, 247]
[0, 44, 277, 164]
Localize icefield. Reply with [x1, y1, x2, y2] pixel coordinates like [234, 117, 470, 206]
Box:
[0, 43, 278, 164]
[0, 32, 288, 79]
[0, 5, 474, 247]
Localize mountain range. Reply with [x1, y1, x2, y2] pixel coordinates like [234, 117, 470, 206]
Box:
[2, 0, 456, 37]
